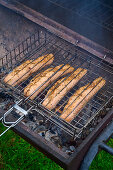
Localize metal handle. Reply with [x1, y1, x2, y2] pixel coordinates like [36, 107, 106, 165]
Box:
[99, 142, 113, 156]
[0, 103, 28, 137]
[0, 114, 24, 137]
[80, 121, 113, 170]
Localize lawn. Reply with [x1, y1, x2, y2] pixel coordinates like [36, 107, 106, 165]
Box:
[0, 123, 113, 170]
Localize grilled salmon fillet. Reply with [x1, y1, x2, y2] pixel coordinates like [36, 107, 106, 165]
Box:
[4, 54, 54, 86]
[60, 77, 106, 122]
[24, 64, 74, 100]
[42, 68, 87, 110]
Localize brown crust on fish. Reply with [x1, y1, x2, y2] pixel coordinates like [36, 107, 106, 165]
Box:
[24, 64, 74, 100]
[60, 77, 106, 122]
[42, 68, 87, 110]
[4, 54, 54, 86]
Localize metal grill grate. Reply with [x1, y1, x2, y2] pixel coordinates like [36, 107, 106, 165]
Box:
[0, 28, 113, 137]
[49, 0, 113, 32]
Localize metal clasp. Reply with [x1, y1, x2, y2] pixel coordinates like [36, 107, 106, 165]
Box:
[0, 103, 28, 137]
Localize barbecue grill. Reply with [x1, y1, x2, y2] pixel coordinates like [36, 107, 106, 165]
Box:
[0, 0, 113, 170]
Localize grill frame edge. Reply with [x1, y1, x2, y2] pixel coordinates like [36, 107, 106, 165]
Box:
[0, 108, 113, 170]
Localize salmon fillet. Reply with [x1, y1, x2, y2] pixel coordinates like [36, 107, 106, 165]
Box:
[24, 64, 74, 100]
[42, 68, 87, 110]
[60, 77, 106, 122]
[4, 54, 54, 86]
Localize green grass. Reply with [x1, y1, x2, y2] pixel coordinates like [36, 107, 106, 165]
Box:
[0, 123, 113, 170]
[89, 139, 113, 170]
[0, 123, 63, 170]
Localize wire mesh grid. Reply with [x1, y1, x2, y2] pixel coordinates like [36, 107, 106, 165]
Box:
[0, 28, 113, 137]
[49, 0, 113, 32]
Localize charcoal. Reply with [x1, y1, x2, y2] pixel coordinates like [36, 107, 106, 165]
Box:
[56, 128, 62, 136]
[62, 146, 68, 152]
[26, 121, 37, 130]
[76, 138, 83, 147]
[59, 135, 68, 146]
[45, 130, 58, 141]
[0, 86, 112, 156]
[36, 125, 46, 133]
[35, 116, 44, 125]
[28, 113, 34, 121]
[33, 116, 37, 121]
[38, 131, 45, 137]
[0, 91, 14, 110]
[69, 146, 75, 152]
[66, 150, 72, 155]
[97, 117, 102, 123]
[106, 108, 110, 111]
[49, 126, 57, 134]
[67, 140, 76, 146]
[89, 128, 94, 132]
[76, 129, 81, 134]
[51, 136, 60, 146]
